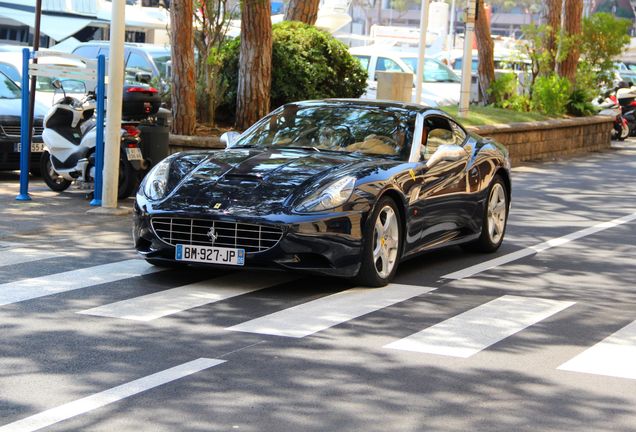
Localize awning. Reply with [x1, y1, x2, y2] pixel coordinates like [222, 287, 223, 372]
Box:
[0, 5, 96, 41]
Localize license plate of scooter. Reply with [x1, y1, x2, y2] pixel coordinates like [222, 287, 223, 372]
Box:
[14, 143, 45, 153]
[125, 147, 143, 161]
[175, 244, 245, 266]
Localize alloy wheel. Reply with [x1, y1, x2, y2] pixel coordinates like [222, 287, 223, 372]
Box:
[373, 205, 399, 279]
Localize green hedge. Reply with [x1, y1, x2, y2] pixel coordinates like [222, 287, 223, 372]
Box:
[217, 21, 368, 123]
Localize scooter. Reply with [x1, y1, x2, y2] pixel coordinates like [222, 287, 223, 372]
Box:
[40, 80, 148, 199]
[616, 84, 636, 136]
[596, 91, 629, 141]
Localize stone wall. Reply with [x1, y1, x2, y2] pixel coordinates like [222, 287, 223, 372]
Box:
[467, 115, 614, 165]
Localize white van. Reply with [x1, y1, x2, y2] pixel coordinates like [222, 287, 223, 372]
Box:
[349, 46, 461, 106]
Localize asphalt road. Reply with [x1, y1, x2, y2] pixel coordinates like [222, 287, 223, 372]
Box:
[0, 141, 635, 432]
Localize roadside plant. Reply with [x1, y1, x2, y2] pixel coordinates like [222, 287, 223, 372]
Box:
[218, 21, 367, 124]
[532, 74, 571, 116]
[488, 73, 531, 112]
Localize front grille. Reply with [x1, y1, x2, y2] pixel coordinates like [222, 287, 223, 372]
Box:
[151, 217, 284, 253]
[0, 125, 44, 137]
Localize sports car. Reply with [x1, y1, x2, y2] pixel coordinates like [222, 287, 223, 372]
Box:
[133, 99, 511, 286]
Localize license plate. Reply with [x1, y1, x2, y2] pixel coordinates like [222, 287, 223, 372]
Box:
[125, 147, 143, 161]
[175, 244, 245, 266]
[14, 143, 45, 153]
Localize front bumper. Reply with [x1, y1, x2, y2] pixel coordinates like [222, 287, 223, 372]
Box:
[133, 202, 367, 278]
[0, 137, 44, 171]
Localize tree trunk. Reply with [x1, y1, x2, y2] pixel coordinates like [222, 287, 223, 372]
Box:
[236, 0, 272, 130]
[285, 0, 320, 25]
[169, 0, 196, 135]
[544, 0, 563, 73]
[475, 0, 495, 104]
[557, 0, 583, 83]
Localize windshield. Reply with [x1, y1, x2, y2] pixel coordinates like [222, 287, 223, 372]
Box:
[234, 105, 415, 159]
[401, 57, 461, 83]
[0, 72, 20, 99]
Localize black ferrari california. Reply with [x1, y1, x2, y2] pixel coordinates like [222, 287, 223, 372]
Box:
[133, 100, 511, 286]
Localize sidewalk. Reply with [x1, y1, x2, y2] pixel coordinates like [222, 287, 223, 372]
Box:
[0, 172, 133, 246]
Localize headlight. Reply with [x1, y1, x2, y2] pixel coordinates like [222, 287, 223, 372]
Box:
[295, 176, 356, 213]
[143, 159, 171, 201]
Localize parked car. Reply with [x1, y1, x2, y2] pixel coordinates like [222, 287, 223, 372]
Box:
[0, 71, 47, 175]
[134, 99, 511, 286]
[71, 42, 171, 82]
[0, 52, 89, 106]
[349, 46, 461, 106]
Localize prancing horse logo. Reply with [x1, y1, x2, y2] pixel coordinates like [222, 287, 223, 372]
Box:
[207, 227, 218, 244]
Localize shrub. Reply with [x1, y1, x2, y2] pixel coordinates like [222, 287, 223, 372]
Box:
[217, 21, 368, 124]
[566, 88, 597, 117]
[531, 74, 571, 116]
[488, 73, 532, 112]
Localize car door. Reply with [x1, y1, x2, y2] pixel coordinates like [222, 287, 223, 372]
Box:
[405, 114, 471, 252]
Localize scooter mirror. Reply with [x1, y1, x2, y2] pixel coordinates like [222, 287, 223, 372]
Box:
[221, 131, 241, 149]
[52, 79, 63, 90]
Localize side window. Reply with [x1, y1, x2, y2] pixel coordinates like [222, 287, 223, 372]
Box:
[73, 46, 99, 59]
[376, 57, 403, 73]
[353, 55, 370, 72]
[374, 57, 403, 81]
[421, 116, 453, 160]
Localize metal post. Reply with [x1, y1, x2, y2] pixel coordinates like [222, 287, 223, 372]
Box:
[102, 0, 126, 208]
[415, 0, 430, 104]
[27, 0, 42, 172]
[458, 0, 476, 118]
[90, 55, 106, 207]
[16, 48, 31, 201]
[448, 0, 456, 50]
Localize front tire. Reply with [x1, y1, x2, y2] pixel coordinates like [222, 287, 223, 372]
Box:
[354, 197, 403, 287]
[463, 175, 509, 253]
[40, 151, 72, 192]
[619, 122, 630, 141]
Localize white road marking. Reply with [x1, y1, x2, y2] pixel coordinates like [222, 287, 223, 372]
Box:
[444, 211, 636, 280]
[558, 321, 636, 380]
[0, 358, 224, 432]
[78, 272, 296, 321]
[0, 245, 60, 268]
[0, 259, 163, 307]
[385, 295, 575, 358]
[227, 284, 436, 338]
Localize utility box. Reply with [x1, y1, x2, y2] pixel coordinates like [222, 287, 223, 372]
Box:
[376, 71, 413, 103]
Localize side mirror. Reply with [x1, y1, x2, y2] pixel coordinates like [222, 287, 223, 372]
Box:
[221, 131, 241, 149]
[426, 144, 466, 169]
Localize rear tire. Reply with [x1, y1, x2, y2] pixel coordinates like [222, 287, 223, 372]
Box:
[40, 151, 72, 192]
[462, 175, 508, 253]
[117, 156, 138, 199]
[353, 197, 403, 287]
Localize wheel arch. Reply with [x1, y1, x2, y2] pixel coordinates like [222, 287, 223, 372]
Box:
[495, 167, 512, 206]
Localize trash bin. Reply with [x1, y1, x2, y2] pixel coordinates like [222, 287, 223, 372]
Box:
[139, 123, 170, 168]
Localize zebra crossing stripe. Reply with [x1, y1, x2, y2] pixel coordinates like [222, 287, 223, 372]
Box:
[443, 211, 636, 280]
[0, 244, 59, 268]
[385, 295, 575, 358]
[558, 320, 636, 380]
[0, 259, 164, 307]
[78, 272, 296, 321]
[0, 358, 224, 432]
[227, 284, 436, 338]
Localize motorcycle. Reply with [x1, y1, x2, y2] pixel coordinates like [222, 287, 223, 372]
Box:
[40, 80, 148, 199]
[596, 91, 629, 141]
[616, 84, 636, 136]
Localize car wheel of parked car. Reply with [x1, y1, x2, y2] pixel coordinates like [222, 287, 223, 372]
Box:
[354, 197, 402, 287]
[40, 151, 72, 192]
[463, 175, 508, 253]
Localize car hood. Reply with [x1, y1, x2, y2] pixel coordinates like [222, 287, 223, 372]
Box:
[155, 148, 372, 216]
[0, 97, 48, 122]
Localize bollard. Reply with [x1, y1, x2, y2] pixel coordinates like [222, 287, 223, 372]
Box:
[16, 48, 31, 201]
[90, 55, 107, 206]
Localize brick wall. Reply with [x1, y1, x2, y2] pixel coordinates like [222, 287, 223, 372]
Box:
[467, 115, 614, 165]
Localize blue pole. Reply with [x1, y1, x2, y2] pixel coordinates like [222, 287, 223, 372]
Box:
[16, 48, 31, 201]
[90, 55, 106, 207]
